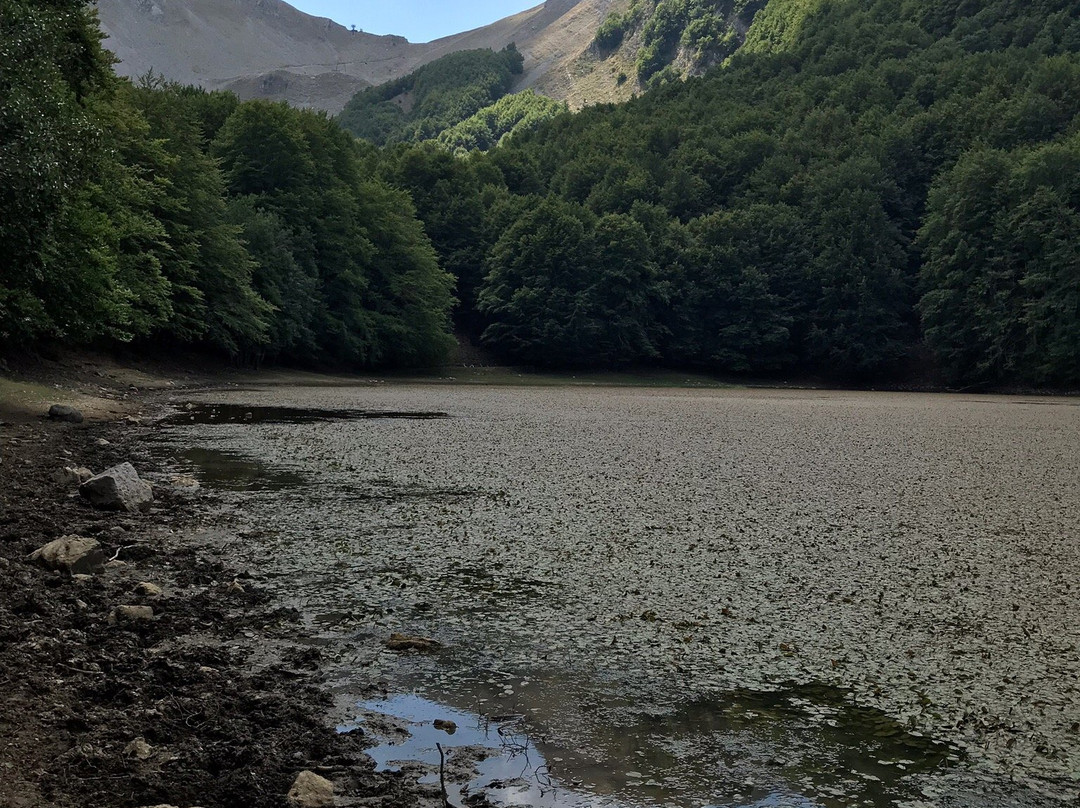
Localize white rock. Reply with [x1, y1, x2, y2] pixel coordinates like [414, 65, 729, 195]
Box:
[53, 466, 94, 486]
[286, 770, 334, 808]
[28, 536, 105, 575]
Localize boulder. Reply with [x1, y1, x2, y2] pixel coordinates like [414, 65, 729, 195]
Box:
[28, 536, 105, 575]
[109, 605, 154, 624]
[287, 771, 334, 808]
[53, 466, 94, 486]
[48, 404, 84, 423]
[80, 463, 153, 512]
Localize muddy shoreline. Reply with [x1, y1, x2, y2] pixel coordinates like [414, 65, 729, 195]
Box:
[0, 384, 431, 807]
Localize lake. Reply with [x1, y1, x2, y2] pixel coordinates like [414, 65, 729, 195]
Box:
[154, 382, 1080, 808]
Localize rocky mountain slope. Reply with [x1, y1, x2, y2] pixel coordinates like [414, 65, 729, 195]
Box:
[96, 0, 624, 112]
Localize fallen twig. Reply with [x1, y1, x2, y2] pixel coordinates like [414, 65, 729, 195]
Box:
[436, 741, 451, 808]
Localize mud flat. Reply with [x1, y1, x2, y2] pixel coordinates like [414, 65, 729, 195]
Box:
[0, 375, 422, 808]
[150, 384, 1080, 808]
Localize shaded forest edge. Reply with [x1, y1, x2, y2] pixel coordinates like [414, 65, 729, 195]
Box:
[4, 0, 1080, 392]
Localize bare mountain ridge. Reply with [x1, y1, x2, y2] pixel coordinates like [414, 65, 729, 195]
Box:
[96, 0, 625, 112]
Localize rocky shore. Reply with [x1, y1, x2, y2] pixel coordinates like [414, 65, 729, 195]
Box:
[0, 380, 424, 808]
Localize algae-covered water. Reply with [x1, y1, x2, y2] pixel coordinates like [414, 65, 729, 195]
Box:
[153, 384, 1080, 807]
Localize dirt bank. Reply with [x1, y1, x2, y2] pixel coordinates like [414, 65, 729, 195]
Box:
[0, 360, 429, 808]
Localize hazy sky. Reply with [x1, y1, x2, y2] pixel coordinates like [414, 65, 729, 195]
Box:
[287, 1, 541, 43]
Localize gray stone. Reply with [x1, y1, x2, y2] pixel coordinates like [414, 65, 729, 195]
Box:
[286, 771, 334, 808]
[109, 605, 154, 624]
[28, 536, 105, 575]
[48, 404, 84, 423]
[80, 462, 153, 512]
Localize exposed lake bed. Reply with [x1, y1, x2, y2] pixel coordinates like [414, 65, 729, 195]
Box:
[151, 383, 1080, 808]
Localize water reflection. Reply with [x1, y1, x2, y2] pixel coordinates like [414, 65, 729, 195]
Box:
[174, 446, 307, 491]
[345, 682, 957, 808]
[162, 402, 449, 425]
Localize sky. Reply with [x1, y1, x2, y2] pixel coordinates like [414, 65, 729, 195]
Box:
[287, 1, 542, 43]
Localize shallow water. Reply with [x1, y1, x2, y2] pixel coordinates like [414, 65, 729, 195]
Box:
[162, 402, 449, 425]
[343, 683, 956, 808]
[172, 446, 308, 491]
[152, 384, 1080, 807]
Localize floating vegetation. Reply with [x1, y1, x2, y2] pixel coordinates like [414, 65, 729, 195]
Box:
[156, 384, 1080, 806]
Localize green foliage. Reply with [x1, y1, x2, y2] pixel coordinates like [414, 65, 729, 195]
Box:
[740, 0, 828, 54]
[375, 145, 496, 334]
[594, 0, 766, 82]
[337, 45, 525, 146]
[126, 79, 271, 355]
[670, 204, 800, 371]
[2, 4, 454, 369]
[919, 134, 1080, 387]
[225, 198, 319, 358]
[38, 89, 175, 344]
[595, 12, 630, 51]
[0, 0, 118, 341]
[437, 91, 568, 154]
[214, 100, 455, 366]
[438, 0, 1080, 382]
[478, 198, 659, 366]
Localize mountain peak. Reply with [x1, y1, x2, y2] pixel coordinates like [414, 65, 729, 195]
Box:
[97, 0, 617, 112]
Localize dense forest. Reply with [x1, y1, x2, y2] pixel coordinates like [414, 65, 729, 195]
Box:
[380, 0, 1080, 387]
[1, 0, 453, 367]
[4, 0, 1080, 387]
